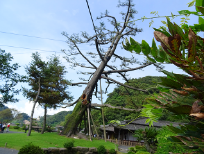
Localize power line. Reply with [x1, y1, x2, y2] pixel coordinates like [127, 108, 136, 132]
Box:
[0, 45, 62, 54]
[85, 0, 98, 38]
[0, 31, 66, 42]
[0, 44, 110, 55]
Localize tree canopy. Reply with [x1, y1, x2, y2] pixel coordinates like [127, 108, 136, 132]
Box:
[0, 49, 25, 106]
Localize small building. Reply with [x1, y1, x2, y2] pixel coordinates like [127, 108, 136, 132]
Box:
[100, 117, 185, 141]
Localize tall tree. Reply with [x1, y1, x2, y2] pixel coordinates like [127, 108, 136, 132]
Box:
[23, 52, 73, 135]
[61, 0, 163, 136]
[0, 49, 24, 106]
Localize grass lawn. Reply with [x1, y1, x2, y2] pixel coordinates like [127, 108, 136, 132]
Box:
[0, 129, 116, 150]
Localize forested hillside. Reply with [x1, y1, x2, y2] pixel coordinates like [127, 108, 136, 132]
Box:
[0, 104, 8, 111]
[91, 76, 161, 125]
[90, 76, 191, 126]
[38, 111, 72, 127]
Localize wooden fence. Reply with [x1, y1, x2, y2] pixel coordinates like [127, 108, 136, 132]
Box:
[106, 139, 144, 146]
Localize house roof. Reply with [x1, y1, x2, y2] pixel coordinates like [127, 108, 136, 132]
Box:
[100, 125, 114, 132]
[125, 117, 185, 127]
[100, 118, 185, 131]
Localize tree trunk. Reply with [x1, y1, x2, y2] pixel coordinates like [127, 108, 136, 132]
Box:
[41, 105, 47, 134]
[62, 98, 87, 136]
[27, 102, 37, 136]
[62, 26, 125, 136]
[27, 78, 40, 136]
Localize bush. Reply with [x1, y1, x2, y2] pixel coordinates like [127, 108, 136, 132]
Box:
[13, 126, 20, 129]
[63, 140, 74, 150]
[18, 142, 45, 154]
[135, 151, 150, 154]
[16, 123, 20, 126]
[97, 145, 106, 154]
[127, 151, 135, 154]
[109, 148, 116, 154]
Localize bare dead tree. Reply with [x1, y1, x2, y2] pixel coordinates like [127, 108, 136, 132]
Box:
[61, 0, 163, 136]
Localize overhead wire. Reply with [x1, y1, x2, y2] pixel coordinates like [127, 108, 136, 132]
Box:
[0, 31, 66, 42]
[85, 0, 98, 38]
[0, 45, 62, 54]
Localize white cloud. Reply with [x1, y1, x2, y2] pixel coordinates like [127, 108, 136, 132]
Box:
[6, 101, 70, 118]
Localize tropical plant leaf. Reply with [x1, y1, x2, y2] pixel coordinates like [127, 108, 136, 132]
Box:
[167, 105, 192, 114]
[153, 28, 171, 37]
[178, 10, 199, 15]
[196, 6, 204, 14]
[122, 41, 132, 52]
[130, 37, 141, 54]
[159, 77, 182, 89]
[167, 17, 177, 36]
[146, 55, 156, 63]
[188, 28, 197, 62]
[168, 34, 182, 57]
[141, 40, 150, 55]
[151, 38, 158, 57]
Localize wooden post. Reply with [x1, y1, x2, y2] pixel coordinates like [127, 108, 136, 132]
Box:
[90, 110, 99, 137]
[100, 79, 106, 142]
[87, 107, 92, 141]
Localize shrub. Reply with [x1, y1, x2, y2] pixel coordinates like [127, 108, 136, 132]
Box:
[127, 151, 135, 154]
[13, 126, 20, 129]
[109, 148, 116, 154]
[16, 123, 20, 126]
[135, 151, 150, 154]
[63, 140, 74, 150]
[18, 142, 45, 154]
[97, 145, 106, 154]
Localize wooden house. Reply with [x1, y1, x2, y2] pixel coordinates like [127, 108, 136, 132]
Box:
[100, 117, 185, 141]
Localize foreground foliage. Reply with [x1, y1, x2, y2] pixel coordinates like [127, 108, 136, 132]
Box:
[18, 142, 45, 154]
[123, 0, 204, 153]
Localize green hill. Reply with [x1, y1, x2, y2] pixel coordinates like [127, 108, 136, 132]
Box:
[38, 111, 72, 127]
[91, 76, 161, 126]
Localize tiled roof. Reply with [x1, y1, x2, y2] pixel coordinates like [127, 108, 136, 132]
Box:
[100, 125, 114, 132]
[100, 118, 185, 131]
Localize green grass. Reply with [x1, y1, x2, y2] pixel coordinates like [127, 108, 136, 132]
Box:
[0, 129, 116, 150]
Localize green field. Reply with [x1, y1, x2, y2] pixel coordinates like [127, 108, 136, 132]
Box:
[0, 129, 116, 150]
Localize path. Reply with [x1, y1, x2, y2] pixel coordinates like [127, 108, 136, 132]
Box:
[0, 131, 24, 154]
[0, 148, 19, 154]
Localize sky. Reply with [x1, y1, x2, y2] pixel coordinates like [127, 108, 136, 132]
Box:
[0, 0, 201, 118]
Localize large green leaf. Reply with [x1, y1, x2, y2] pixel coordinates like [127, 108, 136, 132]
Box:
[166, 17, 177, 36]
[146, 55, 156, 63]
[153, 28, 171, 37]
[151, 38, 158, 57]
[167, 125, 184, 134]
[159, 77, 182, 89]
[130, 37, 141, 54]
[159, 48, 167, 59]
[122, 38, 133, 52]
[178, 10, 199, 15]
[198, 16, 204, 25]
[141, 40, 150, 55]
[196, 6, 204, 14]
[196, 0, 204, 13]
[173, 23, 186, 40]
[154, 56, 165, 63]
[167, 105, 192, 114]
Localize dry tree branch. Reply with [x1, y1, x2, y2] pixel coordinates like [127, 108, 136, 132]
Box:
[103, 63, 153, 74]
[70, 39, 97, 69]
[91, 103, 141, 112]
[101, 75, 148, 93]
